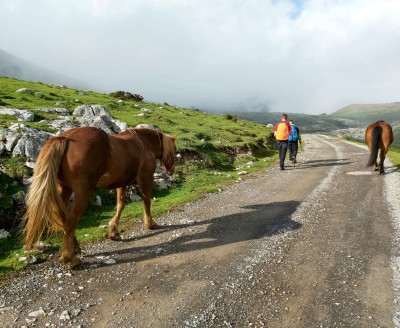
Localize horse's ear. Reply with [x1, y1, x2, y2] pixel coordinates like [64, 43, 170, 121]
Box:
[172, 134, 177, 141]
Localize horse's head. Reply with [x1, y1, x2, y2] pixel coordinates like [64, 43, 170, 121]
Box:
[161, 134, 177, 175]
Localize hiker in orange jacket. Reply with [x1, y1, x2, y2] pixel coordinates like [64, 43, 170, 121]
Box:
[274, 113, 292, 170]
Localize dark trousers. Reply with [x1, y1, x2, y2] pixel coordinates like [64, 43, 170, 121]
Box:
[288, 140, 299, 160]
[277, 140, 288, 168]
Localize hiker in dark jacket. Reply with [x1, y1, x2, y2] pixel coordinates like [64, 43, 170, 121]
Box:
[288, 120, 301, 163]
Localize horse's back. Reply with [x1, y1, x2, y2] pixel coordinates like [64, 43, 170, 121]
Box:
[59, 127, 111, 188]
[95, 132, 145, 188]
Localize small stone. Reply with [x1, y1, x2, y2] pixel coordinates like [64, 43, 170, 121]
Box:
[60, 310, 71, 320]
[0, 229, 10, 239]
[28, 309, 46, 317]
[104, 259, 116, 265]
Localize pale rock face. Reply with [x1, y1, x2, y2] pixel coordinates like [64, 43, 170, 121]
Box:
[73, 104, 127, 133]
[0, 104, 173, 205]
[0, 108, 35, 122]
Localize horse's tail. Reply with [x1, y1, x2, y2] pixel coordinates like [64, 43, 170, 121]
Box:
[367, 125, 382, 167]
[22, 137, 68, 249]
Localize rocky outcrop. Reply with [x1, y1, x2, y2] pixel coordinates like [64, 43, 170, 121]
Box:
[73, 104, 128, 133]
[0, 108, 34, 122]
[0, 104, 128, 162]
[0, 103, 175, 205]
[0, 124, 53, 164]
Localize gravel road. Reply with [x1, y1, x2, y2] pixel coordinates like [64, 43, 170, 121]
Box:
[1, 134, 400, 328]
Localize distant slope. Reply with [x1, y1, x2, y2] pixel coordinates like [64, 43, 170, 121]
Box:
[332, 103, 400, 123]
[0, 48, 91, 90]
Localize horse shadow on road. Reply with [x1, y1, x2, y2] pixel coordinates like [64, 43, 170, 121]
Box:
[87, 201, 302, 267]
[291, 158, 351, 170]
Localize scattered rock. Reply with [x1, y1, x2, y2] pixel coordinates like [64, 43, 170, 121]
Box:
[28, 309, 46, 317]
[135, 123, 159, 130]
[16, 88, 34, 94]
[11, 191, 26, 207]
[59, 310, 71, 320]
[92, 195, 102, 206]
[0, 108, 34, 121]
[19, 255, 37, 264]
[0, 229, 10, 239]
[40, 108, 70, 115]
[104, 259, 116, 265]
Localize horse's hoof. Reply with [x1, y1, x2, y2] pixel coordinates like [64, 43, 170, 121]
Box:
[109, 232, 122, 241]
[145, 223, 159, 230]
[60, 254, 83, 270]
[65, 257, 83, 270]
[75, 245, 82, 255]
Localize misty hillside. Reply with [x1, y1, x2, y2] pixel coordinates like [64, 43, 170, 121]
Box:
[0, 48, 89, 90]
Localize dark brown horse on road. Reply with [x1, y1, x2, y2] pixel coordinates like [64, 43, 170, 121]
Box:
[365, 120, 393, 174]
[23, 126, 177, 269]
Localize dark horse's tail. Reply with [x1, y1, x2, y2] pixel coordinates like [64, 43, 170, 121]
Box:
[367, 125, 382, 167]
[22, 137, 68, 250]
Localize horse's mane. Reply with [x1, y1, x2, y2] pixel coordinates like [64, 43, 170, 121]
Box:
[127, 128, 175, 161]
[161, 132, 176, 163]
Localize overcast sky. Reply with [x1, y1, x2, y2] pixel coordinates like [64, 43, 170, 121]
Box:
[1, 0, 400, 114]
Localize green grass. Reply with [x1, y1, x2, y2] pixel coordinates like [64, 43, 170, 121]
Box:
[0, 77, 276, 278]
[388, 149, 400, 171]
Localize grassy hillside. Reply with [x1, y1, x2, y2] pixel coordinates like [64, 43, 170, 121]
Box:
[0, 77, 275, 276]
[332, 103, 400, 122]
[234, 112, 351, 133]
[0, 77, 273, 158]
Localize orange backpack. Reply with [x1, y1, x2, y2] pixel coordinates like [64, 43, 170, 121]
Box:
[275, 122, 289, 140]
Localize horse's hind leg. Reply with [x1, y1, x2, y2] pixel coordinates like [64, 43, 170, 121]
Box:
[59, 185, 81, 255]
[108, 187, 126, 240]
[61, 190, 90, 269]
[379, 148, 387, 174]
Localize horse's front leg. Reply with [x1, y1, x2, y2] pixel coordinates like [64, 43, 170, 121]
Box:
[139, 177, 157, 230]
[108, 187, 126, 240]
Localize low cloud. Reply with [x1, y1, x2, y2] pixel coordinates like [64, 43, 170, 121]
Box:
[1, 0, 400, 114]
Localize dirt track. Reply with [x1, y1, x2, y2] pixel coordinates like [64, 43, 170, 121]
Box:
[1, 134, 400, 327]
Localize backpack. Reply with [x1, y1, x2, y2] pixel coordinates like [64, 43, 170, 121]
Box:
[275, 122, 289, 140]
[289, 124, 298, 141]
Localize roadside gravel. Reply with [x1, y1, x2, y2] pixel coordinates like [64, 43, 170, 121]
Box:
[1, 134, 400, 328]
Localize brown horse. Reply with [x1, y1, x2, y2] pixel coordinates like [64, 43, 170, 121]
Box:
[23, 126, 177, 269]
[365, 120, 393, 174]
